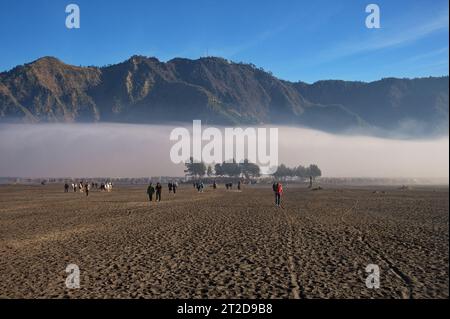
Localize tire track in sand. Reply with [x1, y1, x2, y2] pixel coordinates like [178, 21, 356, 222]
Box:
[280, 204, 305, 299]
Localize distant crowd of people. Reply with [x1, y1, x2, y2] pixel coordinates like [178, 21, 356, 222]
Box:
[63, 181, 113, 197]
[64, 178, 285, 208]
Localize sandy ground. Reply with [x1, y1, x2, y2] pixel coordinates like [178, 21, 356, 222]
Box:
[0, 184, 448, 299]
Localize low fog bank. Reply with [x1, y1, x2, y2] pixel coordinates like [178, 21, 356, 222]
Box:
[0, 123, 448, 181]
[341, 118, 449, 140]
[278, 127, 448, 180]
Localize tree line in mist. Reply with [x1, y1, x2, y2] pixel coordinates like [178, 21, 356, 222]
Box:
[184, 157, 322, 179]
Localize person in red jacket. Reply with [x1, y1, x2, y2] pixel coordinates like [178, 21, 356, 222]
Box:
[274, 182, 283, 207]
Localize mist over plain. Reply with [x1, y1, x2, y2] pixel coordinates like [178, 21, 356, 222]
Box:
[0, 123, 448, 181]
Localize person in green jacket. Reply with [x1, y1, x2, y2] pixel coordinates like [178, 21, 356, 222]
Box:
[147, 183, 155, 202]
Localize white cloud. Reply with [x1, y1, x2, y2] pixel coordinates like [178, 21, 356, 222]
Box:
[209, 23, 289, 58]
[315, 9, 449, 65]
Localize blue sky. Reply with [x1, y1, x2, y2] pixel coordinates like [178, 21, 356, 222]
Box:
[0, 0, 448, 83]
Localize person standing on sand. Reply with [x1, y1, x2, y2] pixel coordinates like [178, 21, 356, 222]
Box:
[147, 183, 155, 202]
[155, 183, 162, 202]
[173, 182, 177, 194]
[168, 182, 173, 193]
[273, 182, 279, 206]
[64, 183, 69, 193]
[85, 183, 89, 197]
[272, 182, 277, 205]
[275, 182, 283, 207]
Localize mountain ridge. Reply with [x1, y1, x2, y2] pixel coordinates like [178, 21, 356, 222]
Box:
[0, 56, 448, 137]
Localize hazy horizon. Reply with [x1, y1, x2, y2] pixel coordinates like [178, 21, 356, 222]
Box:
[0, 123, 448, 181]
